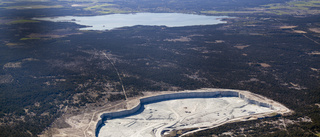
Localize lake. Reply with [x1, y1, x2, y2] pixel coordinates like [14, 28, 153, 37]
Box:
[34, 13, 230, 31]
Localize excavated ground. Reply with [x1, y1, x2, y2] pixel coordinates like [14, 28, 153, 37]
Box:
[99, 97, 276, 137]
[40, 88, 291, 137]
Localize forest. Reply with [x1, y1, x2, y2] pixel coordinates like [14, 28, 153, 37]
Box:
[0, 0, 320, 136]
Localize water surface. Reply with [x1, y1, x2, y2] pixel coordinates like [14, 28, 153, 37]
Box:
[34, 13, 229, 30]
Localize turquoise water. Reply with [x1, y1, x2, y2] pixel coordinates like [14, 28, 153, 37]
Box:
[34, 13, 229, 30]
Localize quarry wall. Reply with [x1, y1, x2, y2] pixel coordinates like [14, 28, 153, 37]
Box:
[95, 90, 274, 136]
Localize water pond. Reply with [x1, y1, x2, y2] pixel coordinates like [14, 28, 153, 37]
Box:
[34, 13, 230, 30]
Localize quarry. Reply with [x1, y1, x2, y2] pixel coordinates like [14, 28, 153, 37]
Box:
[39, 88, 291, 137]
[95, 89, 291, 137]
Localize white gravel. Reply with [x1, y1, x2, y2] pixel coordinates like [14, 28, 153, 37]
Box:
[98, 97, 275, 137]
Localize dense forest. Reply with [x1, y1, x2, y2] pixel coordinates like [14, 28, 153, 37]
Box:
[0, 0, 319, 136]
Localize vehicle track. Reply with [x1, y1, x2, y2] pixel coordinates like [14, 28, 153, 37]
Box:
[102, 52, 127, 100]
